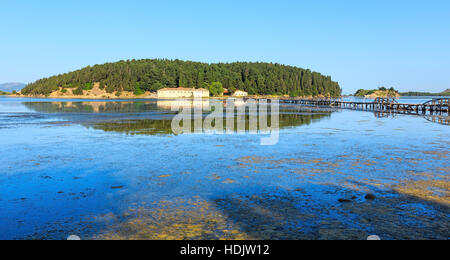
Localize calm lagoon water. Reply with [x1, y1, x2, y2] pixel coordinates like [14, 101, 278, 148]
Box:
[0, 96, 448, 240]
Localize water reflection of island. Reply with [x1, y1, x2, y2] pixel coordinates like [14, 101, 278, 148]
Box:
[157, 100, 210, 110]
[25, 101, 159, 113]
[24, 100, 213, 113]
[89, 113, 331, 136]
[23, 101, 332, 136]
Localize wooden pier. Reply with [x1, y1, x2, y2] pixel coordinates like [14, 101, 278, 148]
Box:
[271, 97, 450, 116]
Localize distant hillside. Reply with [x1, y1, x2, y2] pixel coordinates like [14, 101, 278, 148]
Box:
[21, 59, 342, 97]
[400, 90, 450, 97]
[0, 83, 26, 92]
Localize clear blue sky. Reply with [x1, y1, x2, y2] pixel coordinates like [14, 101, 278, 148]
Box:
[1, 0, 449, 93]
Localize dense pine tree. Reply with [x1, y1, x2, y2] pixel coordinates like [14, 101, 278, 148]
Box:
[22, 59, 342, 97]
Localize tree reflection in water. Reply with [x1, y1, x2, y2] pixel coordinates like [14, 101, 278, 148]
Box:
[23, 100, 332, 136]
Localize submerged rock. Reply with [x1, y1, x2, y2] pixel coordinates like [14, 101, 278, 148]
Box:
[365, 194, 376, 200]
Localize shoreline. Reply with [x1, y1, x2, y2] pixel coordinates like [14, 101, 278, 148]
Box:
[6, 94, 449, 101]
[8, 93, 449, 101]
[9, 93, 337, 100]
[7, 94, 158, 100]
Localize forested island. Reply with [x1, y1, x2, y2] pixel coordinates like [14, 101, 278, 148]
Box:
[0, 91, 10, 95]
[21, 59, 341, 97]
[354, 87, 450, 99]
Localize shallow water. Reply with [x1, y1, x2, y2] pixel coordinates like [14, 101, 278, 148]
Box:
[0, 96, 448, 240]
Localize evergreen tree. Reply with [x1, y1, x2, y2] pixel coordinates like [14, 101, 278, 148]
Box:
[208, 82, 224, 96]
[21, 59, 342, 97]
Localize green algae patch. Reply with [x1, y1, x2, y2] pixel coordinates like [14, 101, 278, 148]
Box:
[236, 156, 270, 164]
[420, 150, 449, 159]
[393, 180, 450, 205]
[222, 179, 238, 184]
[95, 199, 251, 240]
[208, 174, 222, 181]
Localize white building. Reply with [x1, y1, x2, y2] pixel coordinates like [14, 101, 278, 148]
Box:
[157, 88, 209, 99]
[233, 90, 248, 97]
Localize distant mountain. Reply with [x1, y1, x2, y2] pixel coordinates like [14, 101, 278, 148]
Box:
[0, 83, 26, 92]
[443, 89, 450, 93]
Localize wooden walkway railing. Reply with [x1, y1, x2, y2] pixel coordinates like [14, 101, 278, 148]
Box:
[274, 98, 450, 115]
[243, 97, 450, 116]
